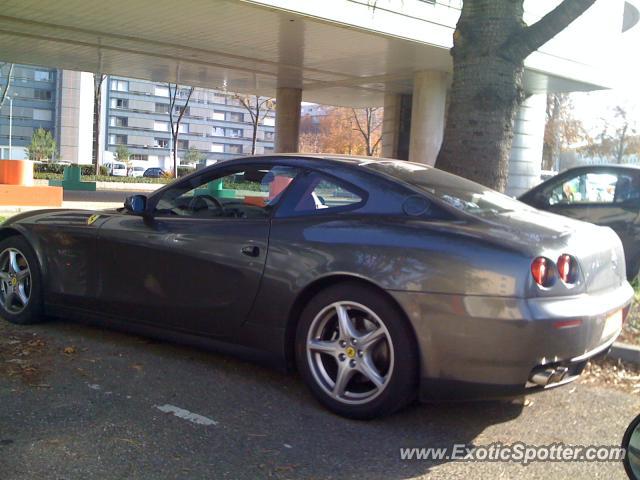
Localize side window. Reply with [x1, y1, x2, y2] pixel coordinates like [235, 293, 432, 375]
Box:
[153, 165, 300, 219]
[282, 173, 364, 215]
[546, 172, 636, 206]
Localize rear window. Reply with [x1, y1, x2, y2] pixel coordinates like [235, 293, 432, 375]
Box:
[363, 161, 526, 216]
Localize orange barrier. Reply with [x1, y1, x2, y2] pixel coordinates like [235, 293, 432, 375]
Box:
[0, 184, 63, 207]
[0, 160, 62, 207]
[0, 159, 34, 186]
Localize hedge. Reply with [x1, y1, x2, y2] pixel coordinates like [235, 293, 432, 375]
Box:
[34, 163, 195, 178]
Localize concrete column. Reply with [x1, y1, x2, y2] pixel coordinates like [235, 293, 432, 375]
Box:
[382, 94, 401, 159]
[275, 87, 302, 153]
[505, 94, 546, 197]
[382, 93, 413, 160]
[57, 70, 93, 163]
[408, 71, 448, 166]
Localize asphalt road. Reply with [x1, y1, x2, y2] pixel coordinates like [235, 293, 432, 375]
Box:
[0, 318, 638, 480]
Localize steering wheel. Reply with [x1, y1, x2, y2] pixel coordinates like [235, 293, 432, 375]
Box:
[187, 194, 225, 216]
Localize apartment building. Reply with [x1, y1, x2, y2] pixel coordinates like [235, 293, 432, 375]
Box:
[104, 76, 276, 169]
[0, 64, 57, 159]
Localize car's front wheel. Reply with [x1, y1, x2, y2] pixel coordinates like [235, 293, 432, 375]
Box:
[295, 282, 417, 419]
[0, 236, 43, 325]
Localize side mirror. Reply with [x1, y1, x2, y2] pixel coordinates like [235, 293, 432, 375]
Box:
[623, 413, 640, 479]
[124, 194, 147, 215]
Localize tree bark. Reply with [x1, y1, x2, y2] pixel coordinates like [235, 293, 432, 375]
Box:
[436, 0, 597, 191]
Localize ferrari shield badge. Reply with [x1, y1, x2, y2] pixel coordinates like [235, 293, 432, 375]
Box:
[87, 214, 100, 226]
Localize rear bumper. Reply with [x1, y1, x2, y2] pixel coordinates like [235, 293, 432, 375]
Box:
[389, 282, 634, 401]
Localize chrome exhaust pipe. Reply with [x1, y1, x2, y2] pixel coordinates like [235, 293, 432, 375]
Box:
[530, 366, 568, 386]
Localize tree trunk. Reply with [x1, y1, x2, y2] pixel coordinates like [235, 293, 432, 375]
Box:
[436, 0, 596, 192]
[92, 75, 103, 176]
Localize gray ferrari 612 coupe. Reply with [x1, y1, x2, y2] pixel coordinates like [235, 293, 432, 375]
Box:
[0, 155, 632, 419]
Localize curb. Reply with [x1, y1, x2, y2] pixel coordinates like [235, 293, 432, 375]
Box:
[608, 342, 640, 366]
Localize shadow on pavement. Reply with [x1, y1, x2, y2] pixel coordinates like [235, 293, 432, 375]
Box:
[0, 318, 525, 479]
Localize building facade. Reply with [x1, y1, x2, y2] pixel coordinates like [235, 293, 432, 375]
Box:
[104, 77, 276, 170]
[0, 64, 58, 159]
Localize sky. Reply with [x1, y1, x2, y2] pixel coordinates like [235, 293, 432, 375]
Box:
[570, 18, 640, 135]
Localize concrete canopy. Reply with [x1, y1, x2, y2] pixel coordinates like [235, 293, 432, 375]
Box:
[0, 0, 637, 107]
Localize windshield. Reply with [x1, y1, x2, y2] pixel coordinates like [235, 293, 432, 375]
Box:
[363, 161, 528, 216]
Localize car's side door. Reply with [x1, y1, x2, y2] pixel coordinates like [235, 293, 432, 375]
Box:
[95, 163, 301, 338]
[532, 168, 640, 275]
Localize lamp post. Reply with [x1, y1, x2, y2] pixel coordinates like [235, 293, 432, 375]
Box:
[8, 96, 12, 159]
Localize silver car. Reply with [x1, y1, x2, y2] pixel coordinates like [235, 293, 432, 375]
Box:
[0, 155, 632, 419]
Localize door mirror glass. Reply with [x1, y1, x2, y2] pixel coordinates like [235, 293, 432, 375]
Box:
[124, 194, 147, 214]
[623, 413, 640, 479]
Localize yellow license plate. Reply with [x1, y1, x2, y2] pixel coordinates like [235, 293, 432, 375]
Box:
[602, 309, 623, 340]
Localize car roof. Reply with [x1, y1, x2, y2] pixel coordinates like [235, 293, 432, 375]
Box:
[560, 164, 640, 173]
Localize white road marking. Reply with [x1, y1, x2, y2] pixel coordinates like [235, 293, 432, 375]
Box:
[155, 404, 218, 426]
[87, 384, 101, 390]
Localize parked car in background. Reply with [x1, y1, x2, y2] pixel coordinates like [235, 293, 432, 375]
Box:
[0, 155, 631, 419]
[104, 161, 127, 177]
[129, 166, 145, 178]
[143, 167, 166, 178]
[519, 164, 640, 280]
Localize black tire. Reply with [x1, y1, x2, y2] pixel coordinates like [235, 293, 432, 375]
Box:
[0, 235, 44, 325]
[295, 282, 418, 419]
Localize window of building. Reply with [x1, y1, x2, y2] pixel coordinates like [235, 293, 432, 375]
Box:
[178, 123, 188, 134]
[33, 89, 52, 101]
[177, 140, 189, 150]
[33, 109, 52, 121]
[155, 138, 169, 148]
[227, 144, 242, 154]
[264, 147, 274, 154]
[111, 98, 129, 109]
[155, 103, 169, 114]
[154, 121, 169, 132]
[212, 95, 226, 104]
[111, 80, 129, 92]
[130, 154, 149, 161]
[210, 144, 224, 153]
[34, 71, 51, 82]
[226, 128, 243, 138]
[154, 86, 169, 97]
[177, 89, 192, 99]
[174, 105, 189, 116]
[263, 117, 275, 127]
[212, 127, 224, 136]
[264, 131, 275, 141]
[227, 112, 243, 123]
[109, 134, 128, 145]
[109, 116, 128, 127]
[211, 111, 225, 121]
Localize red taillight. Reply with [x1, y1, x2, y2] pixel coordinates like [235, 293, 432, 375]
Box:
[557, 254, 577, 284]
[531, 257, 554, 287]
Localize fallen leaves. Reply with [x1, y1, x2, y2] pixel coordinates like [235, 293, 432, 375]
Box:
[62, 346, 76, 355]
[582, 357, 640, 394]
[0, 326, 49, 384]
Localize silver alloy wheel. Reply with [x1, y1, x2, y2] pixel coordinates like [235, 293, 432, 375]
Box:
[306, 301, 395, 405]
[0, 247, 32, 314]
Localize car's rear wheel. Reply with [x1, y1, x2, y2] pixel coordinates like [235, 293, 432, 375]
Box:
[295, 282, 417, 419]
[0, 236, 43, 325]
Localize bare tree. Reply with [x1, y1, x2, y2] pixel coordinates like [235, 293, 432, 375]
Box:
[580, 106, 639, 163]
[0, 63, 14, 110]
[235, 95, 274, 155]
[168, 84, 194, 177]
[435, 0, 598, 191]
[351, 107, 383, 156]
[93, 73, 107, 175]
[542, 93, 585, 170]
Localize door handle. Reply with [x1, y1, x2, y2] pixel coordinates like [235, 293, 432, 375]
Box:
[241, 245, 260, 257]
